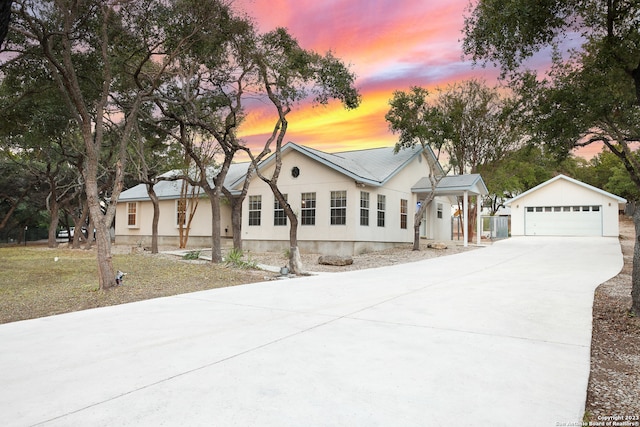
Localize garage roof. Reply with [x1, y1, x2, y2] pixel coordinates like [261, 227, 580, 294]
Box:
[505, 174, 627, 206]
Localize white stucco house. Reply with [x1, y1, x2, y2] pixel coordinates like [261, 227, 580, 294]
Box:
[506, 174, 626, 237]
[116, 142, 487, 254]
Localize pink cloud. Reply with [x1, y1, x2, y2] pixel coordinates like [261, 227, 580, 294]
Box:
[232, 1, 513, 155]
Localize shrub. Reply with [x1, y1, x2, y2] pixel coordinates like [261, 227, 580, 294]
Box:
[225, 248, 257, 269]
[183, 250, 201, 260]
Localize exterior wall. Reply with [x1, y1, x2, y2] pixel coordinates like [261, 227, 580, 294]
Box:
[423, 197, 453, 241]
[509, 179, 620, 237]
[240, 150, 436, 255]
[115, 196, 233, 248]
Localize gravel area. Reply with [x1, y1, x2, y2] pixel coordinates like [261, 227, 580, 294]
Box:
[585, 217, 640, 422]
[239, 240, 480, 273]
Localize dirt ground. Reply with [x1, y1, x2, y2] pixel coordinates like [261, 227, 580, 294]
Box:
[584, 216, 640, 421]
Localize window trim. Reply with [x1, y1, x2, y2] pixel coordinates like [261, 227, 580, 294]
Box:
[274, 194, 288, 226]
[127, 202, 138, 228]
[377, 194, 386, 227]
[301, 192, 316, 226]
[400, 199, 408, 229]
[360, 191, 370, 226]
[330, 190, 347, 226]
[248, 195, 262, 226]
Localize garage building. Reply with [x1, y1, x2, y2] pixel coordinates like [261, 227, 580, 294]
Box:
[506, 174, 626, 237]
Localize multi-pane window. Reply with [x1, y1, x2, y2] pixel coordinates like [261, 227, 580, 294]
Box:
[248, 195, 261, 226]
[176, 199, 186, 226]
[127, 202, 137, 227]
[437, 203, 443, 219]
[360, 191, 369, 226]
[377, 195, 386, 227]
[301, 192, 316, 225]
[400, 199, 408, 229]
[274, 194, 288, 226]
[330, 191, 347, 225]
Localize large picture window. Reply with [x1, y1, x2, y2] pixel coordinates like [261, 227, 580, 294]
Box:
[360, 191, 369, 226]
[377, 195, 385, 227]
[301, 192, 316, 225]
[400, 199, 408, 229]
[331, 191, 347, 225]
[274, 194, 288, 226]
[248, 195, 261, 226]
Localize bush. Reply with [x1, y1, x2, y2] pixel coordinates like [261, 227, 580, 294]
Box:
[225, 248, 257, 269]
[183, 250, 201, 260]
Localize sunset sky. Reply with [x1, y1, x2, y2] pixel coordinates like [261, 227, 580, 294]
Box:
[232, 0, 598, 159]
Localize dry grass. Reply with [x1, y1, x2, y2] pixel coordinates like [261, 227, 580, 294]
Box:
[0, 246, 272, 324]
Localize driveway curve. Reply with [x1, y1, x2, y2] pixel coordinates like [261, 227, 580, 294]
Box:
[0, 236, 623, 426]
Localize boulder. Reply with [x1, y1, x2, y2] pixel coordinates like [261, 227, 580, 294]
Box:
[427, 242, 448, 250]
[318, 255, 353, 266]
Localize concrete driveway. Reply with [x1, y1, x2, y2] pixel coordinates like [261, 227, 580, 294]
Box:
[0, 237, 622, 426]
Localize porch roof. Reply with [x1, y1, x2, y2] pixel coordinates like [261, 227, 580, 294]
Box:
[411, 174, 488, 197]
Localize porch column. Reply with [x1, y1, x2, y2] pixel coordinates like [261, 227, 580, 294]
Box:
[477, 194, 482, 246]
[463, 190, 468, 247]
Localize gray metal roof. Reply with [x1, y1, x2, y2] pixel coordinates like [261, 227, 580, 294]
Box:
[411, 174, 488, 196]
[119, 162, 251, 202]
[251, 142, 438, 187]
[505, 174, 626, 205]
[120, 143, 444, 201]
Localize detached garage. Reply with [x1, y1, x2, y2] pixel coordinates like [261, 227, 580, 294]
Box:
[506, 175, 626, 237]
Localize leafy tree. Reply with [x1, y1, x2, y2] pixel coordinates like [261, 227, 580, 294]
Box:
[246, 28, 360, 273]
[4, 0, 203, 288]
[0, 0, 10, 48]
[463, 0, 640, 315]
[386, 80, 519, 242]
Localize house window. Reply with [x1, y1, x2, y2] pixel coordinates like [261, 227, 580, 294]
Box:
[437, 203, 443, 219]
[248, 195, 261, 226]
[301, 192, 316, 225]
[400, 199, 408, 229]
[274, 194, 288, 226]
[331, 191, 347, 225]
[377, 194, 386, 227]
[360, 191, 369, 226]
[127, 202, 138, 227]
[176, 199, 186, 226]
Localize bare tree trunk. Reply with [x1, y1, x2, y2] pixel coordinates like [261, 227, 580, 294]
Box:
[84, 216, 94, 250]
[631, 209, 640, 316]
[85, 175, 115, 289]
[72, 202, 89, 249]
[230, 196, 243, 251]
[288, 211, 302, 274]
[47, 198, 60, 248]
[148, 184, 160, 254]
[209, 189, 223, 263]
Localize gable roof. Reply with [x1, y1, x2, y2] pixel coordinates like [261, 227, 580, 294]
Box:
[504, 174, 627, 206]
[412, 174, 488, 196]
[119, 142, 444, 201]
[239, 142, 440, 188]
[119, 162, 251, 202]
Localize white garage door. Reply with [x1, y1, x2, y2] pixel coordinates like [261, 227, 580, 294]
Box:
[525, 205, 602, 236]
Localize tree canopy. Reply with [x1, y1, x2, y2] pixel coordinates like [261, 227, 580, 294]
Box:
[463, 0, 640, 314]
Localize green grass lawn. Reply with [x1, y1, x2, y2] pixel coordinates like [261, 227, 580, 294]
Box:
[0, 246, 270, 324]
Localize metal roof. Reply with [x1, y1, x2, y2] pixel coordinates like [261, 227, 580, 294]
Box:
[243, 142, 439, 188]
[119, 163, 251, 202]
[119, 142, 444, 201]
[411, 174, 488, 196]
[504, 174, 627, 206]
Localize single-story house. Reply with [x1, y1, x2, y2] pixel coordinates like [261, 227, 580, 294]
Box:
[116, 142, 487, 254]
[505, 174, 626, 237]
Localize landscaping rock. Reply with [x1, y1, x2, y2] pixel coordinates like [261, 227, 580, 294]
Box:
[318, 255, 353, 266]
[427, 242, 448, 250]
